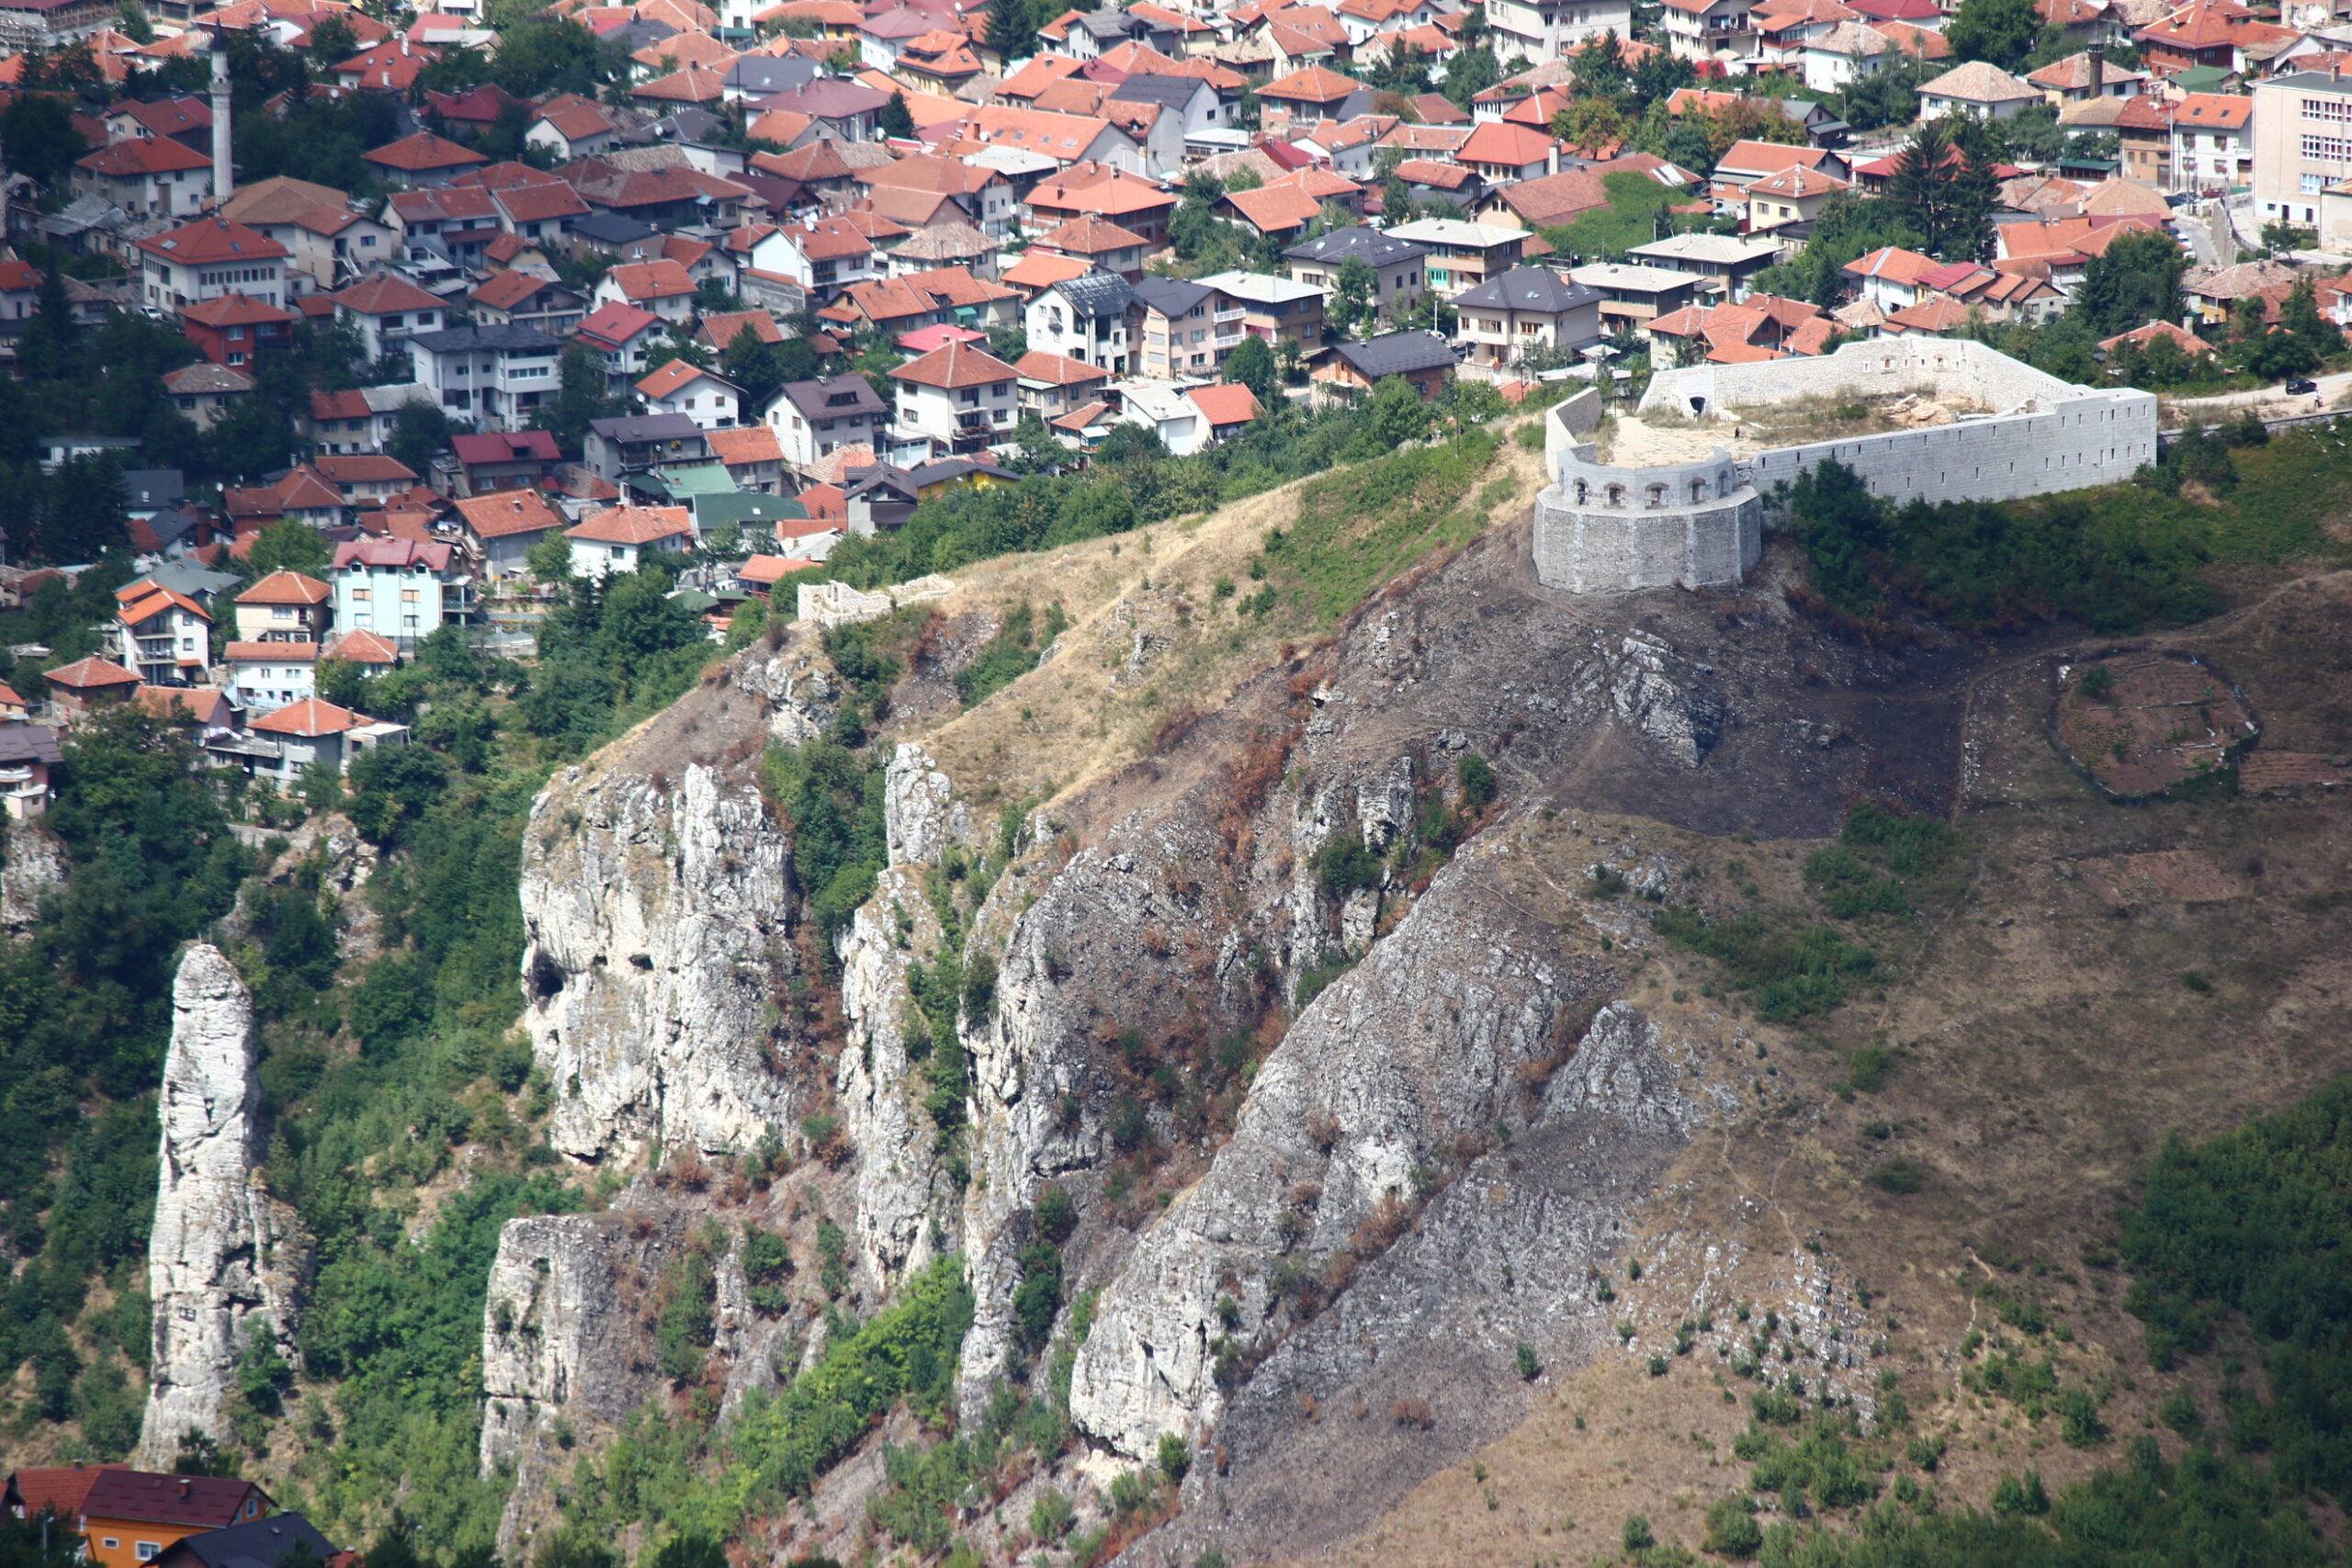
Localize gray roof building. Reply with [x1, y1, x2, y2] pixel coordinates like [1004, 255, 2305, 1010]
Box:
[405, 325, 565, 355]
[1329, 329, 1458, 378]
[1129, 276, 1215, 318]
[1453, 265, 1599, 314]
[1283, 225, 1430, 267]
[153, 1514, 338, 1568]
[588, 412, 706, 446]
[777, 376, 889, 422]
[723, 55, 819, 96]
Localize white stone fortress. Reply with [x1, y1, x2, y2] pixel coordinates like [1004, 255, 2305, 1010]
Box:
[1533, 338, 2162, 595]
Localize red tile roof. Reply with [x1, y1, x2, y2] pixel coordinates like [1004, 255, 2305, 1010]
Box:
[137, 216, 288, 266]
[455, 489, 564, 539]
[7, 1464, 130, 1522]
[568, 504, 694, 545]
[78, 137, 212, 176]
[44, 657, 140, 692]
[333, 273, 443, 316]
[329, 628, 401, 664]
[237, 570, 331, 605]
[181, 292, 294, 328]
[707, 425, 784, 465]
[225, 639, 320, 661]
[81, 1472, 265, 1531]
[1187, 382, 1260, 426]
[362, 131, 488, 173]
[248, 697, 366, 737]
[892, 339, 1020, 390]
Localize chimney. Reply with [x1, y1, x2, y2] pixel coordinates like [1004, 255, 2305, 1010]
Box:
[209, 32, 232, 204]
[2089, 43, 2104, 94]
[1547, 142, 1559, 175]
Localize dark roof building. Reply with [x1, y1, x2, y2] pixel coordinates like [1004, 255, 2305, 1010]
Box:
[1330, 329, 1461, 377]
[151, 1512, 336, 1568]
[1453, 265, 1600, 314]
[1283, 225, 1430, 268]
[1129, 276, 1216, 317]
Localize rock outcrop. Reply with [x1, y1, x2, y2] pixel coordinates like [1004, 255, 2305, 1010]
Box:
[480, 1206, 688, 1559]
[884, 743, 967, 867]
[1, 820, 65, 932]
[137, 945, 305, 1467]
[1067, 839, 1630, 1462]
[521, 760, 796, 1164]
[834, 865, 952, 1291]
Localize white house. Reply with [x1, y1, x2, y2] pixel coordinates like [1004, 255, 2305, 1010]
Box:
[1024, 271, 1136, 371]
[113, 582, 210, 686]
[454, 489, 567, 580]
[635, 360, 742, 430]
[247, 698, 407, 781]
[1918, 60, 2041, 120]
[767, 375, 894, 468]
[135, 216, 290, 315]
[565, 504, 695, 579]
[331, 537, 470, 651]
[889, 340, 1022, 457]
[224, 640, 316, 714]
[404, 325, 563, 430]
[1484, 0, 1637, 61]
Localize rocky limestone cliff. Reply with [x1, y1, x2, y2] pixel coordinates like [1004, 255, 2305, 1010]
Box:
[480, 1205, 692, 1558]
[1067, 836, 1620, 1461]
[137, 944, 306, 1467]
[834, 864, 953, 1292]
[522, 760, 795, 1164]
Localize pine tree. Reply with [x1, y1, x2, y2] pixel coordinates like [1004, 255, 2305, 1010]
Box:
[986, 0, 1035, 62]
[879, 90, 916, 140]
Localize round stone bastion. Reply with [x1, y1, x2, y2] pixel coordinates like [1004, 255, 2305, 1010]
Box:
[1533, 443, 1763, 595]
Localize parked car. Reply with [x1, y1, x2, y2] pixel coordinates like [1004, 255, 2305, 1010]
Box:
[2286, 378, 2318, 394]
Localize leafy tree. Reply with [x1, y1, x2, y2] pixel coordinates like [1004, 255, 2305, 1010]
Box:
[1440, 41, 1501, 110]
[1568, 30, 1629, 100]
[304, 12, 356, 63]
[1226, 334, 1277, 404]
[1333, 254, 1377, 336]
[879, 90, 916, 140]
[2073, 226, 2185, 338]
[488, 15, 616, 97]
[344, 741, 450, 843]
[39, 454, 129, 564]
[205, 389, 297, 482]
[1551, 96, 1630, 154]
[1946, 0, 2041, 67]
[386, 400, 451, 479]
[531, 344, 624, 453]
[1369, 375, 1429, 448]
[524, 530, 574, 582]
[0, 95, 85, 187]
[247, 519, 333, 580]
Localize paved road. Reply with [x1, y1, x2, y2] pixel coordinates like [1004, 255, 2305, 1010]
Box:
[2165, 367, 2352, 420]
[2174, 211, 2222, 268]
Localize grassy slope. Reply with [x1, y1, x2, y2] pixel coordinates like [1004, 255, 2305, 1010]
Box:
[899, 423, 1544, 817]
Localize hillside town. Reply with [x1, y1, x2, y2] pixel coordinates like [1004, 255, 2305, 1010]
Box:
[0, 0, 2339, 768]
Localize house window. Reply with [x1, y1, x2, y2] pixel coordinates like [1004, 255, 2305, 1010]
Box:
[136, 1544, 162, 1560]
[102, 1541, 119, 1551]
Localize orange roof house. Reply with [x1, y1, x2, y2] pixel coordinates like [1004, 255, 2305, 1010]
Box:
[360, 131, 487, 183]
[79, 1471, 272, 1568]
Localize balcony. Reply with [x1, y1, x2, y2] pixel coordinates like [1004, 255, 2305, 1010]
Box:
[1215, 309, 1247, 324]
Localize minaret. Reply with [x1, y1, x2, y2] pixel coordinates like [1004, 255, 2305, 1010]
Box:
[209, 32, 232, 206]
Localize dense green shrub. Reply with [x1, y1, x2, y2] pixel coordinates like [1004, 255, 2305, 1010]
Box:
[1652, 907, 1876, 1021]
